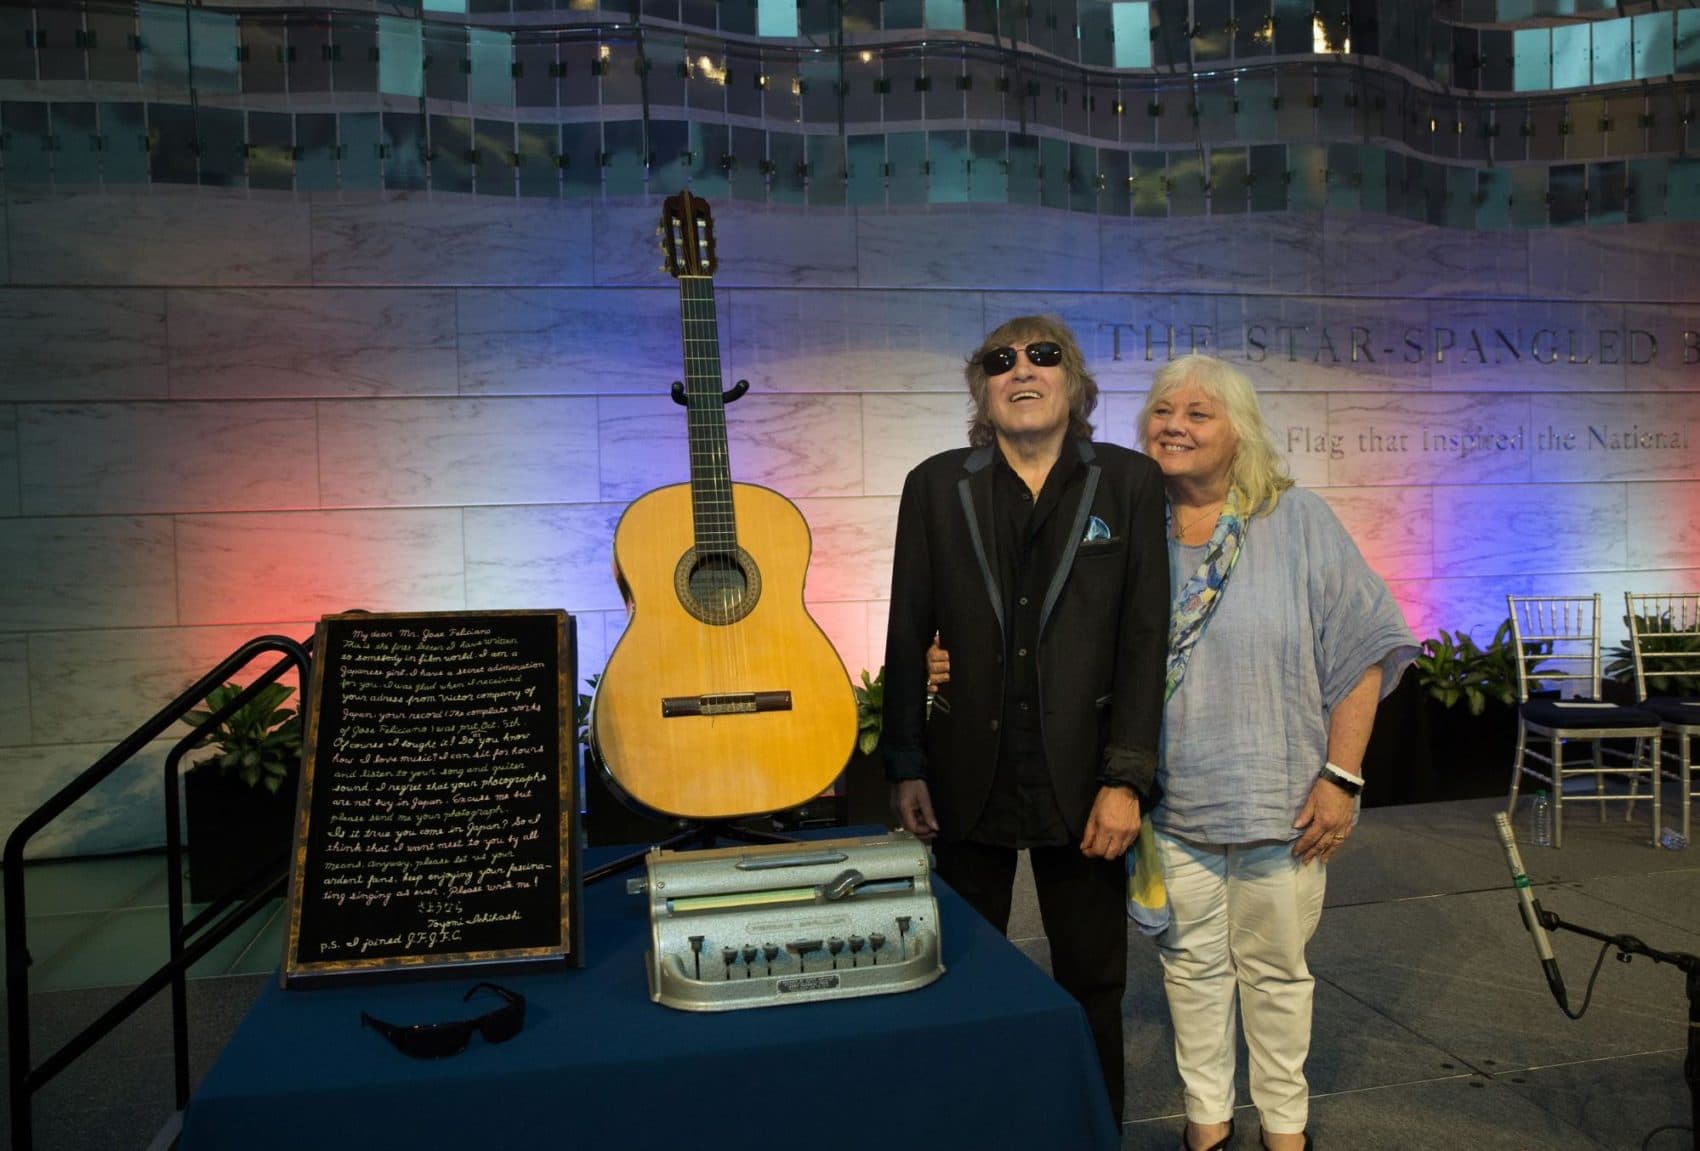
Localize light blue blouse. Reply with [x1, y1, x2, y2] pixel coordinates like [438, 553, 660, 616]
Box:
[1152, 487, 1418, 845]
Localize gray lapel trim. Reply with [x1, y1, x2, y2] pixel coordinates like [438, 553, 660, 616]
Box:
[958, 446, 1003, 635]
[1039, 441, 1101, 635]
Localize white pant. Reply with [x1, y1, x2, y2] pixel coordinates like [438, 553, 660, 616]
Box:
[1155, 831, 1328, 1135]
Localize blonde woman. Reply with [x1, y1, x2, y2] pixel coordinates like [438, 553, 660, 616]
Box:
[1139, 354, 1415, 1151]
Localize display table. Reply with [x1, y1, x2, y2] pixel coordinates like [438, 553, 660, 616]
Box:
[179, 843, 1119, 1151]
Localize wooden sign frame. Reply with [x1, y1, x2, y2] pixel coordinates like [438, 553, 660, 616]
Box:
[282, 609, 582, 986]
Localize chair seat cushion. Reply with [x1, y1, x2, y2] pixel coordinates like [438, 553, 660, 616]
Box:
[1520, 699, 1661, 730]
[1639, 696, 1700, 726]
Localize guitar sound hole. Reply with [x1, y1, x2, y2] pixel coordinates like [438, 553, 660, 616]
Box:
[690, 554, 747, 615]
[676, 547, 761, 625]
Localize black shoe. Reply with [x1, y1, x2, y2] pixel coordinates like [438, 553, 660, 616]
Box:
[1184, 1119, 1235, 1151]
[1259, 1134, 1311, 1151]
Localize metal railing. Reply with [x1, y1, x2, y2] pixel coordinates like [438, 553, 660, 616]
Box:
[3, 633, 312, 1151]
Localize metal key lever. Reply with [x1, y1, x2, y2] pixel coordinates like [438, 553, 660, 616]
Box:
[786, 939, 824, 973]
[821, 869, 866, 901]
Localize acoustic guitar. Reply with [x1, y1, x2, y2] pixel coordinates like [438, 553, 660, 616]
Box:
[591, 192, 857, 820]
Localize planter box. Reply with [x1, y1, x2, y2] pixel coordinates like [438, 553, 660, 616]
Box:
[838, 750, 891, 828]
[184, 762, 299, 905]
[1361, 673, 1434, 807]
[1362, 675, 1517, 806]
[1424, 699, 1517, 802]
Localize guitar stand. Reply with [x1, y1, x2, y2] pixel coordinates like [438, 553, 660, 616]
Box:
[671, 379, 748, 406]
[584, 818, 798, 886]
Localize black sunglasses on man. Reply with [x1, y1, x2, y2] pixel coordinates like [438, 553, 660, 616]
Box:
[981, 340, 1063, 376]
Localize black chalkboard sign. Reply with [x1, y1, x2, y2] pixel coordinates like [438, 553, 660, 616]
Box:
[282, 610, 581, 986]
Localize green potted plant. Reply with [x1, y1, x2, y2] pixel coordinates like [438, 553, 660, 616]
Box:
[1604, 610, 1700, 699]
[1410, 623, 1521, 716]
[1407, 620, 1527, 802]
[183, 681, 303, 904]
[853, 666, 884, 757]
[838, 668, 893, 827]
[573, 673, 599, 750]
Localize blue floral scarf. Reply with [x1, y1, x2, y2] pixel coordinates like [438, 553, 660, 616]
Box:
[1127, 490, 1248, 935]
[1164, 491, 1248, 703]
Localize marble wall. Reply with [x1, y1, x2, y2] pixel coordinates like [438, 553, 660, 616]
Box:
[3, 186, 1699, 855]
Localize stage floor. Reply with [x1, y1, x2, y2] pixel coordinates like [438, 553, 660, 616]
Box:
[3, 791, 1695, 1150]
[1001, 792, 1696, 1151]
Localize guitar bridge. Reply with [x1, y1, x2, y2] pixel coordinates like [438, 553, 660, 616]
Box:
[662, 691, 793, 718]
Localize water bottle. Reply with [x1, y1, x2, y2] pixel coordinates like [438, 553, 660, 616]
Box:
[1660, 826, 1688, 851]
[1530, 790, 1553, 848]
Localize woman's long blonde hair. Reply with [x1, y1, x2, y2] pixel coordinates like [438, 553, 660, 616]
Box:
[1137, 353, 1293, 518]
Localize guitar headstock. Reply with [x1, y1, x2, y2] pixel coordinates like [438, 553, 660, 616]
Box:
[659, 192, 717, 279]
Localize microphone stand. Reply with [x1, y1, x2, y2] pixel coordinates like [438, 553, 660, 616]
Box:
[1532, 900, 1699, 1142]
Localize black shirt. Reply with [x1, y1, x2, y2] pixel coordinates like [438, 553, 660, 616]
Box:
[968, 446, 1084, 848]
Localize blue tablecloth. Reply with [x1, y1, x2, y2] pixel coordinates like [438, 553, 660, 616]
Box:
[180, 846, 1118, 1151]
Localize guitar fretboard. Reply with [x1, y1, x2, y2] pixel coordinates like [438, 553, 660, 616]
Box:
[679, 275, 737, 556]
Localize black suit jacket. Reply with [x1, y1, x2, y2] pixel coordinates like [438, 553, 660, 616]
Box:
[881, 438, 1170, 843]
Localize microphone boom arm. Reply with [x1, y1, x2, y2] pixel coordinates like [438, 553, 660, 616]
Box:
[1533, 903, 1700, 1147]
[1493, 814, 1699, 1143]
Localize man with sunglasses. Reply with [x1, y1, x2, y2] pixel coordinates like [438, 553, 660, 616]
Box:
[881, 315, 1168, 1123]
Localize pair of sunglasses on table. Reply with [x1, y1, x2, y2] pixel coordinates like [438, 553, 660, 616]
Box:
[361, 982, 525, 1059]
[980, 340, 1063, 376]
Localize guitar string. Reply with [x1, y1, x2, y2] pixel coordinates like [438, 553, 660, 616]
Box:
[702, 274, 749, 707]
[681, 275, 714, 700]
[682, 274, 745, 707]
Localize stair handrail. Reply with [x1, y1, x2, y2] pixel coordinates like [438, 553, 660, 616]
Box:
[3, 633, 312, 1151]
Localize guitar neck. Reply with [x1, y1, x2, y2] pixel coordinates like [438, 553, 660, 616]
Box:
[679, 275, 738, 557]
